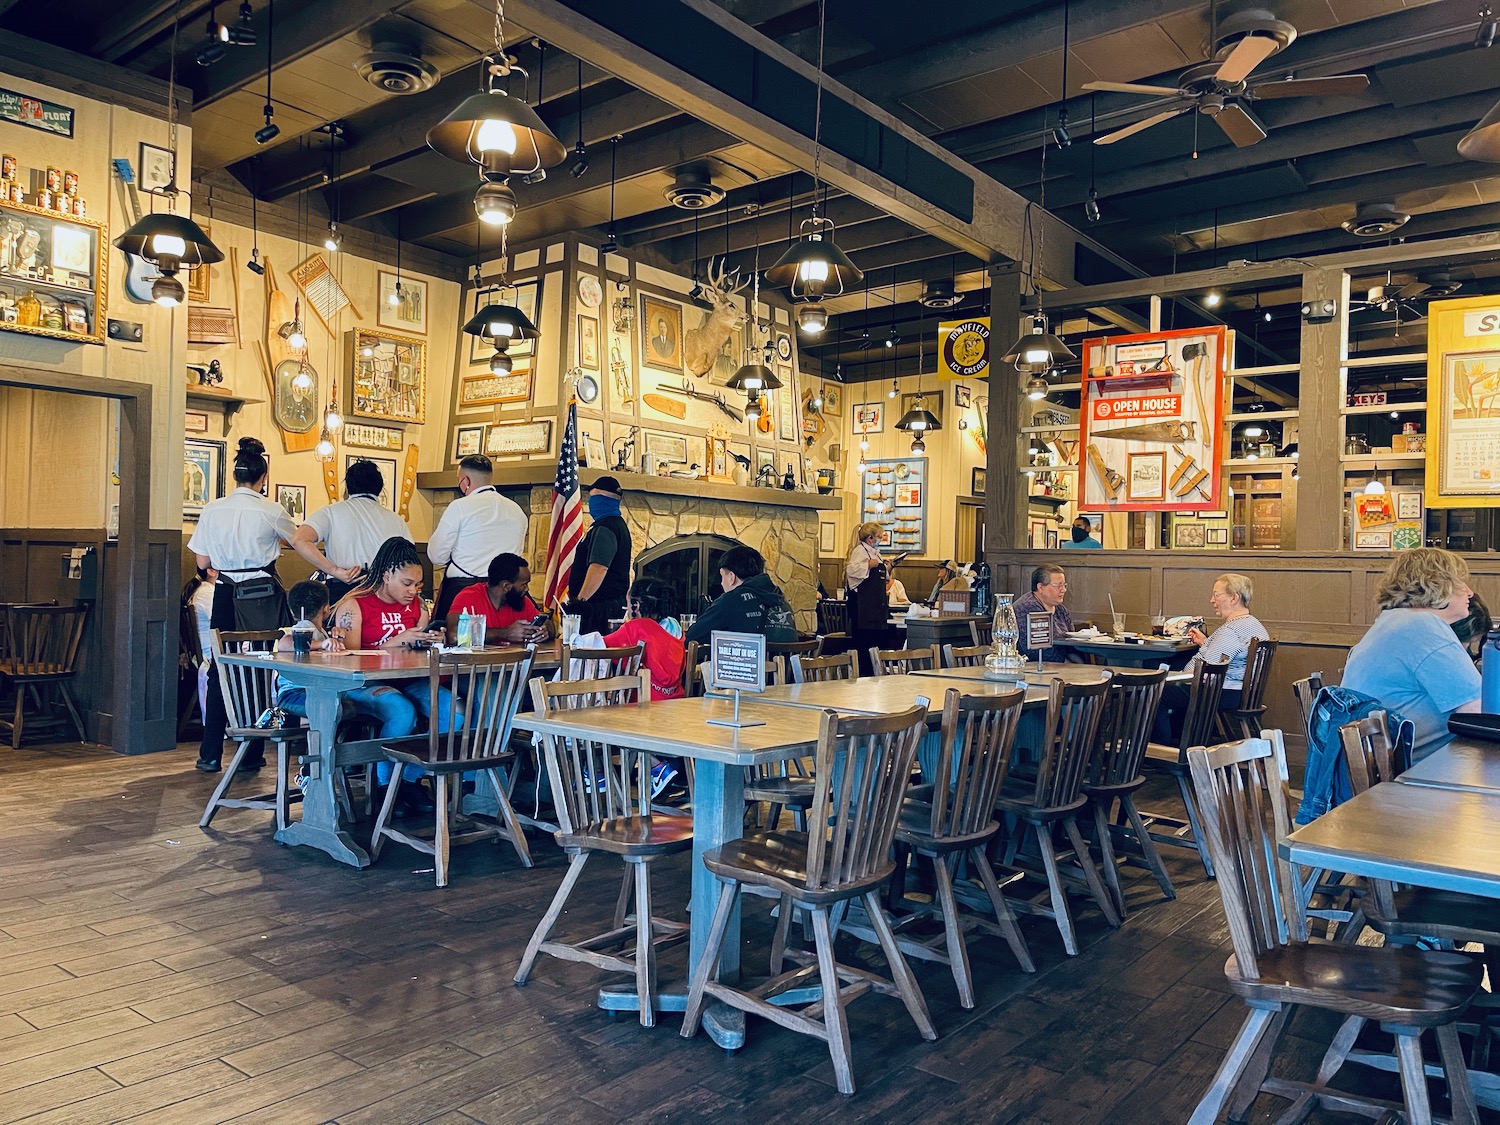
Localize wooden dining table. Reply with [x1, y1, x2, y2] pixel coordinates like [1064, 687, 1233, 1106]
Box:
[1397, 737, 1500, 795]
[909, 661, 1193, 686]
[217, 640, 561, 869]
[1057, 635, 1198, 667]
[512, 695, 830, 1049]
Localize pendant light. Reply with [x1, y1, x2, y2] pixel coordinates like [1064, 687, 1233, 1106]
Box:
[426, 0, 565, 226]
[388, 216, 404, 308]
[764, 0, 862, 327]
[1000, 126, 1074, 374]
[462, 229, 540, 373]
[729, 207, 784, 400]
[1363, 459, 1386, 495]
[1458, 98, 1500, 162]
[254, 0, 278, 143]
[895, 318, 942, 453]
[113, 9, 223, 307]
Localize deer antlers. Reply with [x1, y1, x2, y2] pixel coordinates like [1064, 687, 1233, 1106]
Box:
[705, 256, 748, 295]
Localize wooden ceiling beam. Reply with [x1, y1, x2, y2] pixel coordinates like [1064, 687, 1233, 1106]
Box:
[654, 193, 887, 261]
[500, 0, 1140, 289]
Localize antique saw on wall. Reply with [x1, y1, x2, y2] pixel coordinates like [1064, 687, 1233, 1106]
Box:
[1092, 420, 1197, 443]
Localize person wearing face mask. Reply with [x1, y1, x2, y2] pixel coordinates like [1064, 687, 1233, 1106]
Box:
[1061, 516, 1102, 549]
[445, 552, 552, 644]
[429, 454, 528, 622]
[566, 475, 634, 635]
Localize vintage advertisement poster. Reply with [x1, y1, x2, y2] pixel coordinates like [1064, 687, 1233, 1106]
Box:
[938, 318, 990, 381]
[1078, 326, 1228, 512]
[1426, 295, 1500, 506]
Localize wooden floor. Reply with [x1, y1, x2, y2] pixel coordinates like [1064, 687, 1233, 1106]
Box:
[0, 740, 1492, 1125]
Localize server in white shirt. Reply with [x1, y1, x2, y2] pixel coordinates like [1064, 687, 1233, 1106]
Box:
[186, 437, 297, 774]
[428, 454, 528, 621]
[291, 458, 412, 604]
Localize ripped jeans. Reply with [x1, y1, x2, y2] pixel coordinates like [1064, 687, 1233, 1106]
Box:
[346, 680, 461, 784]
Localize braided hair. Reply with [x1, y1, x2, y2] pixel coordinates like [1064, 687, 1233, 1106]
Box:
[349, 536, 424, 598]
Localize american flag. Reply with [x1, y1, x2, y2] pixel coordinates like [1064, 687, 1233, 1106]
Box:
[542, 402, 585, 609]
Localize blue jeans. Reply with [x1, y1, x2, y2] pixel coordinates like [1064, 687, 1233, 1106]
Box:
[346, 681, 460, 784]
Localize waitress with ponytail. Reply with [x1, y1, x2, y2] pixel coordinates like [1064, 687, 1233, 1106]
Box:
[566, 476, 633, 635]
[845, 521, 890, 676]
[187, 437, 296, 773]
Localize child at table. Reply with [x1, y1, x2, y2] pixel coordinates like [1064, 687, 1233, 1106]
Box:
[604, 578, 686, 798]
[273, 581, 344, 718]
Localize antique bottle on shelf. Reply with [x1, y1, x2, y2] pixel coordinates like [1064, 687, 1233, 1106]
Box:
[985, 592, 1024, 677]
[15, 289, 41, 327]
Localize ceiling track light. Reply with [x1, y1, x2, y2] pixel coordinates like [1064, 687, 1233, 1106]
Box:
[323, 222, 342, 252]
[1479, 4, 1498, 48]
[253, 0, 278, 143]
[1084, 189, 1100, 223]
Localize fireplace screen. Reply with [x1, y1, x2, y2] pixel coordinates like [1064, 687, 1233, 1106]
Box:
[634, 533, 743, 616]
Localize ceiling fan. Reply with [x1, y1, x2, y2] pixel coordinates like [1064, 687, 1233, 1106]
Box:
[1084, 7, 1369, 149]
[1349, 272, 1460, 321]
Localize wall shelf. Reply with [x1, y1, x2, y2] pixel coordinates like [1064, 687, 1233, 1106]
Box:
[186, 388, 264, 436]
[1339, 453, 1425, 466]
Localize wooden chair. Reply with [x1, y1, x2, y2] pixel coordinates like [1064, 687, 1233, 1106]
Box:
[841, 688, 1035, 1008]
[515, 672, 691, 1026]
[1342, 714, 1500, 956]
[1219, 637, 1277, 739]
[680, 704, 937, 1095]
[942, 642, 992, 669]
[1082, 668, 1174, 918]
[972, 617, 994, 647]
[868, 645, 938, 676]
[816, 598, 849, 636]
[0, 603, 89, 747]
[995, 676, 1120, 955]
[370, 647, 536, 887]
[1291, 671, 1324, 746]
[559, 641, 644, 681]
[1185, 732, 1481, 1125]
[768, 637, 823, 665]
[791, 651, 857, 683]
[1141, 657, 1229, 876]
[199, 629, 306, 831]
[693, 654, 784, 694]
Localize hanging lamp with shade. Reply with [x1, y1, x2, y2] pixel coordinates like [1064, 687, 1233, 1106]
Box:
[426, 0, 565, 226]
[462, 228, 540, 374]
[894, 318, 942, 453]
[763, 0, 862, 331]
[727, 208, 783, 419]
[113, 9, 223, 308]
[999, 123, 1075, 379]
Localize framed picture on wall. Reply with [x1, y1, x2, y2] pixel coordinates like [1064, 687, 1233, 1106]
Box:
[640, 294, 684, 372]
[1206, 527, 1229, 545]
[1127, 451, 1167, 502]
[350, 328, 426, 424]
[377, 271, 428, 335]
[468, 280, 540, 365]
[1174, 521, 1207, 548]
[577, 313, 600, 370]
[902, 392, 942, 427]
[452, 423, 485, 461]
[819, 522, 836, 555]
[853, 402, 884, 434]
[183, 438, 226, 519]
[139, 143, 173, 194]
[971, 467, 986, 496]
[275, 484, 307, 523]
[954, 384, 972, 409]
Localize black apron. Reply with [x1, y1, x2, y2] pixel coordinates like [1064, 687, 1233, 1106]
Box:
[216, 565, 288, 632]
[848, 566, 890, 633]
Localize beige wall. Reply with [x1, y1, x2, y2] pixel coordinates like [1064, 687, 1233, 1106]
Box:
[0, 66, 187, 530]
[182, 216, 461, 540]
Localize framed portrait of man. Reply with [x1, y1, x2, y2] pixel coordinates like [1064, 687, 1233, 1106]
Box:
[640, 294, 683, 373]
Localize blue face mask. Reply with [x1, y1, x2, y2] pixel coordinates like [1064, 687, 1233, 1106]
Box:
[588, 494, 621, 520]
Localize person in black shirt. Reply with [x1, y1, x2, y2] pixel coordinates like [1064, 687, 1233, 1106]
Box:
[566, 475, 634, 635]
[684, 545, 798, 646]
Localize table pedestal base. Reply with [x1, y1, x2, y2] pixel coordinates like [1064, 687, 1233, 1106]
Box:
[273, 820, 370, 868]
[596, 983, 822, 1049]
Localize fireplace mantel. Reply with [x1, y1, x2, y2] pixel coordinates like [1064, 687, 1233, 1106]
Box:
[417, 466, 843, 511]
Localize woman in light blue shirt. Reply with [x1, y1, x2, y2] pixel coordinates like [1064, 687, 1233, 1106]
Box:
[1343, 548, 1481, 762]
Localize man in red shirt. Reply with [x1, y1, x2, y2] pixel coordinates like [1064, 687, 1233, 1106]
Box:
[444, 552, 552, 645]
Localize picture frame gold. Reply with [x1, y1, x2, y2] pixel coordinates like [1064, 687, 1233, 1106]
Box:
[349, 327, 426, 424]
[458, 370, 531, 408]
[0, 197, 108, 345]
[640, 293, 684, 373]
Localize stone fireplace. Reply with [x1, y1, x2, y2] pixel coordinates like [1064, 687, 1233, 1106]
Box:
[635, 533, 740, 616]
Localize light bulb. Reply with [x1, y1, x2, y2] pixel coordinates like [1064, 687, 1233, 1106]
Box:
[857, 460, 867, 474]
[291, 365, 314, 392]
[910, 436, 926, 453]
[475, 179, 517, 225]
[487, 319, 516, 338]
[746, 397, 762, 421]
[152, 275, 184, 307]
[1204, 290, 1223, 308]
[858, 437, 869, 451]
[1390, 410, 1400, 420]
[323, 225, 342, 252]
[1026, 376, 1049, 400]
[287, 324, 306, 351]
[475, 118, 517, 155]
[325, 407, 342, 430]
[797, 302, 827, 334]
[1022, 344, 1050, 365]
[887, 384, 897, 399]
[315, 435, 335, 458]
[798, 257, 830, 284]
[1242, 423, 1264, 438]
[361, 343, 373, 358]
[1363, 477, 1386, 495]
[150, 233, 187, 259]
[490, 350, 512, 374]
[388, 283, 401, 307]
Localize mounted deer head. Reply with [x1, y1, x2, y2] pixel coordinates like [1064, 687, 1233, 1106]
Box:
[683, 256, 749, 378]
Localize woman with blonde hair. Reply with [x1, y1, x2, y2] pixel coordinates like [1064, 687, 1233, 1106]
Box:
[1343, 548, 1481, 761]
[844, 521, 889, 674]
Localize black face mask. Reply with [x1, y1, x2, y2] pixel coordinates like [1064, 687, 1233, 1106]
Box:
[502, 586, 528, 611]
[1071, 526, 1091, 543]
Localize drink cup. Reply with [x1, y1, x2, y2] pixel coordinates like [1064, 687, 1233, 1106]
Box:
[470, 617, 486, 649]
[562, 614, 581, 644]
[1151, 615, 1166, 636]
[292, 628, 312, 657]
[1111, 613, 1126, 637]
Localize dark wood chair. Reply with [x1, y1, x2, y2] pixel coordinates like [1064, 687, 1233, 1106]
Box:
[816, 598, 850, 637]
[768, 637, 823, 665]
[515, 672, 692, 1027]
[0, 603, 89, 747]
[995, 676, 1120, 955]
[1291, 671, 1324, 745]
[791, 651, 857, 683]
[680, 703, 936, 1096]
[693, 654, 784, 695]
[1083, 668, 1174, 917]
[842, 687, 1035, 1007]
[1218, 637, 1277, 739]
[972, 617, 994, 647]
[869, 645, 938, 676]
[370, 647, 536, 887]
[1141, 657, 1229, 876]
[1185, 731, 1480, 1125]
[1342, 714, 1500, 956]
[942, 642, 992, 668]
[559, 641, 644, 681]
[199, 629, 306, 831]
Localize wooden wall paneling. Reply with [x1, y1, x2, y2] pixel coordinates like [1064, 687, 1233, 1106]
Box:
[1295, 268, 1350, 551]
[987, 265, 1024, 550]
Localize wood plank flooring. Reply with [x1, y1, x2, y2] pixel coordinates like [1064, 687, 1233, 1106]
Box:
[0, 740, 1491, 1124]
